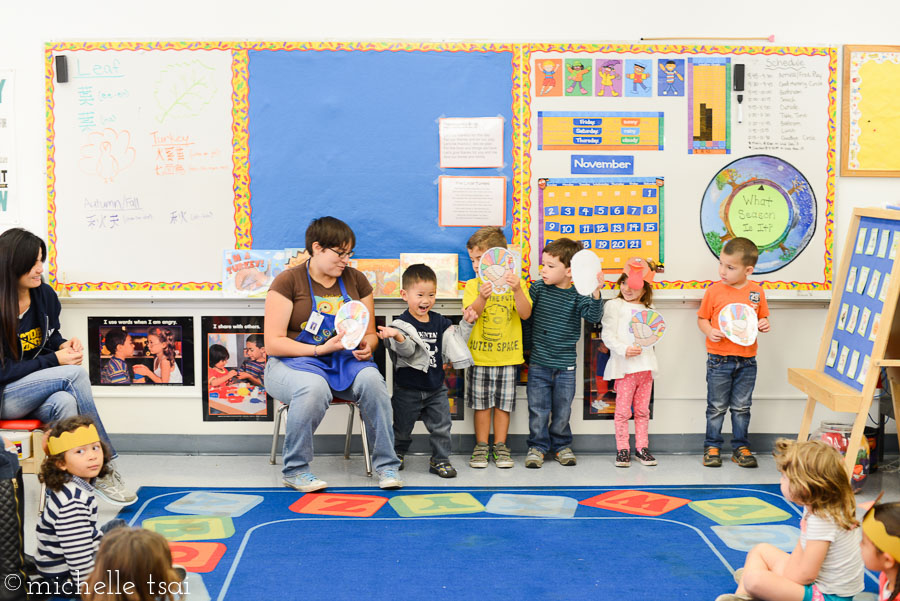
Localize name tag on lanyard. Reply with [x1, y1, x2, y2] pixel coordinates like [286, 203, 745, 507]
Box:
[305, 311, 325, 336]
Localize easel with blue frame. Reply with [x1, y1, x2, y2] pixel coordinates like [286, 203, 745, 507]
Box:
[789, 208, 900, 479]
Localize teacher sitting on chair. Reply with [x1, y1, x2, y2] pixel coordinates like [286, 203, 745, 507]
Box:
[264, 216, 403, 492]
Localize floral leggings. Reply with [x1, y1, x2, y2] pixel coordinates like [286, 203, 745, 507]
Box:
[614, 370, 653, 451]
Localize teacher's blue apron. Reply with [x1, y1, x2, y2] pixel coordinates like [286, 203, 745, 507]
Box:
[278, 261, 375, 391]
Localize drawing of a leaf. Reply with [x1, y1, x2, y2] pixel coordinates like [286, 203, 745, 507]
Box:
[154, 60, 218, 123]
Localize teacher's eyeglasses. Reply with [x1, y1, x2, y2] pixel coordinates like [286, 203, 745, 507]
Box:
[327, 247, 355, 260]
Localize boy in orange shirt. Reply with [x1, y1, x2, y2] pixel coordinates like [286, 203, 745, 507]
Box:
[697, 238, 770, 468]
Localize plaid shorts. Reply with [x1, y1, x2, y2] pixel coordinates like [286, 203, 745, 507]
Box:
[465, 365, 518, 412]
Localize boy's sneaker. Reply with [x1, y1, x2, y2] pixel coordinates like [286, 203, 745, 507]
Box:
[93, 470, 138, 506]
[429, 460, 457, 479]
[283, 472, 328, 493]
[377, 469, 404, 489]
[732, 446, 758, 468]
[634, 448, 657, 466]
[555, 447, 577, 466]
[397, 454, 405, 471]
[525, 447, 544, 469]
[703, 447, 723, 468]
[615, 449, 631, 467]
[469, 442, 490, 468]
[491, 442, 514, 468]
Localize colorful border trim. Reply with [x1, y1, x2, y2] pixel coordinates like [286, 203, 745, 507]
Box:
[522, 44, 836, 290]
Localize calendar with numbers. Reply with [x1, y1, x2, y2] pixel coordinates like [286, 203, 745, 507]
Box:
[538, 177, 664, 271]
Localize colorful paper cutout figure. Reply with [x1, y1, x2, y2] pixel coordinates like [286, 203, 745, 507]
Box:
[566, 59, 592, 96]
[596, 60, 621, 97]
[625, 61, 651, 97]
[718, 303, 758, 346]
[630, 309, 667, 347]
[657, 59, 684, 96]
[538, 59, 560, 96]
[478, 247, 516, 294]
[334, 300, 369, 350]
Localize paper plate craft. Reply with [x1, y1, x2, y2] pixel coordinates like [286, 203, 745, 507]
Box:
[629, 309, 667, 347]
[718, 303, 759, 346]
[334, 300, 370, 350]
[478, 247, 516, 294]
[571, 249, 604, 296]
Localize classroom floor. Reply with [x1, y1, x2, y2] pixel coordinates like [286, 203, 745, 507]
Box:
[20, 451, 899, 553]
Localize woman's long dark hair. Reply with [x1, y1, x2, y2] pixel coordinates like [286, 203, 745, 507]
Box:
[0, 228, 47, 364]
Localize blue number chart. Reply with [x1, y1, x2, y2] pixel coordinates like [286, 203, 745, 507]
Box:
[824, 216, 900, 390]
[539, 177, 664, 271]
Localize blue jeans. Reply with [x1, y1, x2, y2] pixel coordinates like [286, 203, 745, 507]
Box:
[704, 353, 757, 449]
[265, 357, 400, 476]
[0, 365, 117, 458]
[526, 365, 576, 453]
[391, 385, 452, 462]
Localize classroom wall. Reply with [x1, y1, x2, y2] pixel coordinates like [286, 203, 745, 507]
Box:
[4, 0, 900, 451]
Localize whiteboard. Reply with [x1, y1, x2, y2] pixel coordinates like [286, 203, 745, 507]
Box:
[49, 48, 236, 289]
[525, 46, 835, 290]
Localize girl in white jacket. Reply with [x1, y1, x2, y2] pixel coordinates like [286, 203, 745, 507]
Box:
[601, 259, 661, 467]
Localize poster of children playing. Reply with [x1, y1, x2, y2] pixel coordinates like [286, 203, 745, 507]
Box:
[201, 316, 273, 421]
[88, 317, 194, 386]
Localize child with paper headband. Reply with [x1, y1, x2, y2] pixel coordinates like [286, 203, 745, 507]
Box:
[601, 257, 660, 468]
[861, 496, 900, 600]
[35, 416, 126, 589]
[717, 438, 864, 601]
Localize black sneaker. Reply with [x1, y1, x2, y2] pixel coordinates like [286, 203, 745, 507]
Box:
[634, 447, 657, 466]
[615, 449, 631, 467]
[397, 454, 405, 471]
[732, 446, 758, 468]
[429, 459, 457, 478]
[703, 447, 723, 467]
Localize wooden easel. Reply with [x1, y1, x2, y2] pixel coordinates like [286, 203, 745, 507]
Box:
[789, 208, 900, 479]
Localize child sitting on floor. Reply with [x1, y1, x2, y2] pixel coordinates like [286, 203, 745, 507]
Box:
[717, 439, 864, 601]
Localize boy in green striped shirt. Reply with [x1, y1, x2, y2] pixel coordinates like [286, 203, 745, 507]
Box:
[525, 238, 605, 468]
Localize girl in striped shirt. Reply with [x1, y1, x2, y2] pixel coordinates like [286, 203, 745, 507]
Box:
[35, 416, 124, 588]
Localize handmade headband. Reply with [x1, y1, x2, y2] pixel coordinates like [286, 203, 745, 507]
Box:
[47, 424, 100, 455]
[624, 257, 658, 290]
[862, 492, 900, 563]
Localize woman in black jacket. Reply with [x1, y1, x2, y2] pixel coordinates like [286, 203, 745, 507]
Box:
[0, 228, 134, 506]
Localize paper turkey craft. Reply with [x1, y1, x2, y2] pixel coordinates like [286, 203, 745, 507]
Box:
[334, 300, 370, 350]
[478, 247, 516, 294]
[718, 303, 758, 346]
[629, 308, 667, 347]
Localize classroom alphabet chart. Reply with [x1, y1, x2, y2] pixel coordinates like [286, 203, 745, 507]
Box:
[824, 216, 900, 390]
[538, 177, 664, 270]
[538, 111, 664, 151]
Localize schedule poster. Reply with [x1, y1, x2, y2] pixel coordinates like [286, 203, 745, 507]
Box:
[538, 111, 664, 151]
[538, 176, 664, 272]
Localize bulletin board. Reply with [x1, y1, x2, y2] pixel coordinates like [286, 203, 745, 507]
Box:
[524, 45, 836, 290]
[823, 216, 900, 389]
[841, 45, 900, 177]
[45, 42, 835, 292]
[45, 42, 520, 290]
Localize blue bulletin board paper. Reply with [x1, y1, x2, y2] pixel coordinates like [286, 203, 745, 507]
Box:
[247, 48, 515, 282]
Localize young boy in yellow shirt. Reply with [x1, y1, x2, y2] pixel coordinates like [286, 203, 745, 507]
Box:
[463, 227, 532, 468]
